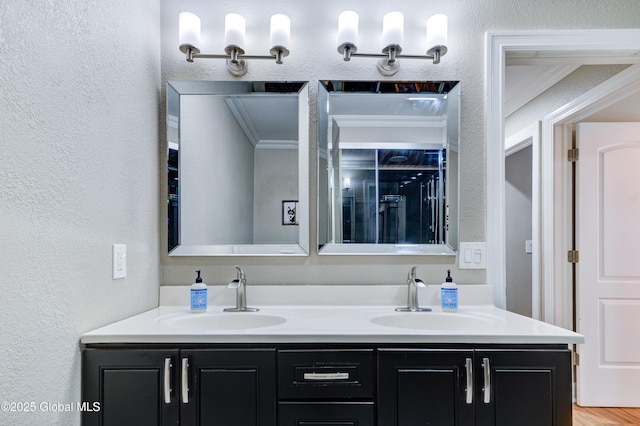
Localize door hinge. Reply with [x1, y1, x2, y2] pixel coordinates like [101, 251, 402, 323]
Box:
[574, 352, 580, 366]
[568, 250, 579, 263]
[568, 148, 579, 162]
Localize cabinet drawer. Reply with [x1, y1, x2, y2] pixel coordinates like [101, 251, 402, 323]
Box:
[278, 349, 374, 399]
[279, 402, 375, 425]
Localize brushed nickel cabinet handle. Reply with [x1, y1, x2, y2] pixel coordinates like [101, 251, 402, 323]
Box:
[181, 358, 189, 404]
[303, 372, 350, 380]
[163, 358, 172, 404]
[482, 357, 491, 404]
[465, 358, 473, 404]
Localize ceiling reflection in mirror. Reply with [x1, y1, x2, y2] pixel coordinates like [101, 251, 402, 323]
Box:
[318, 81, 459, 255]
[167, 81, 309, 256]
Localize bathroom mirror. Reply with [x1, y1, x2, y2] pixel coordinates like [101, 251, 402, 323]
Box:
[167, 81, 309, 256]
[317, 81, 459, 255]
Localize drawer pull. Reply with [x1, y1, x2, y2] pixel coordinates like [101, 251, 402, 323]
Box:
[303, 372, 350, 381]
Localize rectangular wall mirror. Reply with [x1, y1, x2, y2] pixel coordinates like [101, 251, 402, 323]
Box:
[167, 81, 309, 256]
[317, 81, 459, 255]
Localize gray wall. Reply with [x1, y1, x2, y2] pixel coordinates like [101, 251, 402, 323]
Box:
[254, 147, 299, 243]
[181, 95, 255, 244]
[505, 146, 533, 317]
[506, 65, 631, 140]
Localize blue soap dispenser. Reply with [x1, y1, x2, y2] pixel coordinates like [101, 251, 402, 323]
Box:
[440, 270, 458, 312]
[190, 270, 207, 313]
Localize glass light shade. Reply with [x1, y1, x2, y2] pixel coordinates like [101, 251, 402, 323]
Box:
[426, 14, 448, 54]
[179, 12, 201, 52]
[337, 10, 359, 50]
[270, 14, 291, 50]
[382, 11, 404, 49]
[224, 13, 246, 52]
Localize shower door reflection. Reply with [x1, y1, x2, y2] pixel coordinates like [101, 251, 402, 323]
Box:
[336, 148, 446, 245]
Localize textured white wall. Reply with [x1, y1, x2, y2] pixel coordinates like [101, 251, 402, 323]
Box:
[0, 1, 160, 425]
[160, 0, 640, 287]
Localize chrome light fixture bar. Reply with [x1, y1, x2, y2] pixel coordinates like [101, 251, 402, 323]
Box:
[337, 11, 448, 76]
[179, 12, 291, 76]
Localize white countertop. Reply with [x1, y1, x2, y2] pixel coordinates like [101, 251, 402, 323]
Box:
[81, 285, 584, 345]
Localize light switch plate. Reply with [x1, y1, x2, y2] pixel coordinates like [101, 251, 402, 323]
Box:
[458, 242, 486, 269]
[112, 244, 126, 279]
[525, 240, 533, 254]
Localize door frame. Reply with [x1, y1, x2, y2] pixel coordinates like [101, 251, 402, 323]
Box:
[485, 29, 640, 318]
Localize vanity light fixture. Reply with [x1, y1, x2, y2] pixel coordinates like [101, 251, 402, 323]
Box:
[337, 10, 448, 76]
[178, 12, 291, 76]
[343, 177, 351, 191]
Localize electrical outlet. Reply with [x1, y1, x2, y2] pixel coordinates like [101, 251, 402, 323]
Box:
[112, 244, 126, 279]
[458, 242, 486, 269]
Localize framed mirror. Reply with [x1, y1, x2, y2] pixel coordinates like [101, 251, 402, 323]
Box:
[167, 81, 309, 256]
[317, 81, 459, 255]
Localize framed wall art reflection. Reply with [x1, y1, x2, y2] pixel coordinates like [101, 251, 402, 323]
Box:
[282, 200, 298, 226]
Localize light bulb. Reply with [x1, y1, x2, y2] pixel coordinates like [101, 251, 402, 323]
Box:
[224, 13, 246, 53]
[426, 14, 448, 56]
[337, 10, 359, 53]
[382, 11, 404, 51]
[178, 12, 201, 53]
[270, 14, 291, 56]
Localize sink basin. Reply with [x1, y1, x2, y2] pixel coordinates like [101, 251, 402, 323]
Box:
[160, 313, 287, 331]
[371, 312, 504, 331]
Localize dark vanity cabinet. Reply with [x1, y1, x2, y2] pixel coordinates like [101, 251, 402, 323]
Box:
[82, 348, 276, 426]
[378, 348, 572, 426]
[82, 344, 572, 426]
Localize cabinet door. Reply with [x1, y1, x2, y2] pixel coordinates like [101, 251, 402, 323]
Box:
[378, 349, 475, 426]
[82, 348, 180, 426]
[475, 350, 572, 426]
[181, 348, 276, 426]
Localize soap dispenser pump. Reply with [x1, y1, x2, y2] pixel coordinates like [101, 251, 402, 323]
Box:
[440, 270, 458, 312]
[190, 270, 208, 313]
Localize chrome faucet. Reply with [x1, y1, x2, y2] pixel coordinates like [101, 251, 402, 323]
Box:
[396, 266, 432, 312]
[223, 265, 259, 312]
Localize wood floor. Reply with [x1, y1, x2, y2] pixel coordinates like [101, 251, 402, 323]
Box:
[573, 405, 640, 425]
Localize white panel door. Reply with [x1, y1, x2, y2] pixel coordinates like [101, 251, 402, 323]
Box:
[576, 122, 640, 407]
